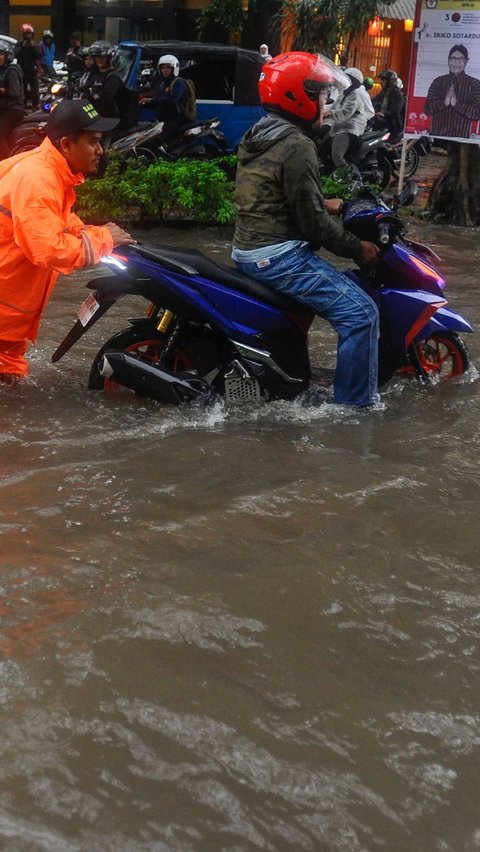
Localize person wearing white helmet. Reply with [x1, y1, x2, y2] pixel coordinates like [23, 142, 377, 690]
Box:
[318, 66, 372, 169]
[39, 29, 56, 76]
[142, 54, 193, 140]
[345, 67, 374, 123]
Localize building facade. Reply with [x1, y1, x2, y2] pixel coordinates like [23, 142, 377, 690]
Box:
[2, 0, 414, 87]
[1, 0, 274, 56]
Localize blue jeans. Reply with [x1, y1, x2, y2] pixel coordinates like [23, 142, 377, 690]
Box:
[235, 245, 379, 406]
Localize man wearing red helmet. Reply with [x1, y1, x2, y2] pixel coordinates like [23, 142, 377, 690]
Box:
[232, 52, 380, 407]
[14, 23, 41, 109]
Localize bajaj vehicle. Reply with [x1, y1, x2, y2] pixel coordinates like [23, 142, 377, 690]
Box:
[113, 40, 265, 151]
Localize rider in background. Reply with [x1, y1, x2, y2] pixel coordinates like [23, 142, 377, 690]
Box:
[88, 40, 138, 132]
[317, 67, 372, 169]
[77, 47, 97, 96]
[348, 68, 375, 124]
[39, 30, 56, 77]
[372, 69, 404, 140]
[142, 54, 190, 141]
[0, 41, 25, 160]
[14, 23, 41, 109]
[232, 52, 380, 408]
[65, 33, 85, 82]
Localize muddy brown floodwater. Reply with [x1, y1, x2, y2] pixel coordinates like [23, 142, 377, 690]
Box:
[0, 216, 479, 851]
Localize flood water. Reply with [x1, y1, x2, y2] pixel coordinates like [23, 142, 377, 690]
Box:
[1, 219, 479, 851]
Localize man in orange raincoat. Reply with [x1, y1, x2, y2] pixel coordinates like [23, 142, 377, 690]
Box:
[0, 99, 135, 383]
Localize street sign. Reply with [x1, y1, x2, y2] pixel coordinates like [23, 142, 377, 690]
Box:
[405, 0, 480, 142]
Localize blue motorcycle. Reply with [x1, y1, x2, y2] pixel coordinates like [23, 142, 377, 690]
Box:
[52, 182, 473, 404]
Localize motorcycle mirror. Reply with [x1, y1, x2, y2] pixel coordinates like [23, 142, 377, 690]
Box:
[330, 164, 364, 197]
[397, 180, 418, 208]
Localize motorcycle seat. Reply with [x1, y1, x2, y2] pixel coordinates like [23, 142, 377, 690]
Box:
[131, 244, 312, 313]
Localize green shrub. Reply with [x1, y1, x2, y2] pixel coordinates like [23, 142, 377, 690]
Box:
[75, 154, 237, 226]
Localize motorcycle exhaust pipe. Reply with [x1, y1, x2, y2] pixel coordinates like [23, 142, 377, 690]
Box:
[100, 352, 211, 404]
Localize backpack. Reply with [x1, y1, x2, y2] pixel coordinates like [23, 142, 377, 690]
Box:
[173, 77, 196, 122]
[184, 79, 197, 121]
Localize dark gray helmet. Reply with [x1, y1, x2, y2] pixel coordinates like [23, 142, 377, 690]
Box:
[0, 40, 14, 62]
[89, 40, 115, 58]
[378, 69, 398, 83]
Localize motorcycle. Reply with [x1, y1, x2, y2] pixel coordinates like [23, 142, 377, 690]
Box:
[110, 117, 229, 163]
[7, 99, 228, 163]
[319, 127, 394, 189]
[387, 135, 432, 180]
[51, 176, 473, 405]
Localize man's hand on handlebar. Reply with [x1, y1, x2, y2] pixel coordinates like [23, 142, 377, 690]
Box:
[324, 198, 343, 216]
[358, 241, 380, 265]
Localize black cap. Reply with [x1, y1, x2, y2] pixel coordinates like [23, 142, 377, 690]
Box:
[46, 100, 119, 141]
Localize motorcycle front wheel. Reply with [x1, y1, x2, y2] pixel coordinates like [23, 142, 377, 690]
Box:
[400, 332, 470, 380]
[361, 157, 392, 190]
[88, 327, 194, 394]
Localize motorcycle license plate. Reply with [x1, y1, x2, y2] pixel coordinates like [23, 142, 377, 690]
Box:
[77, 293, 100, 327]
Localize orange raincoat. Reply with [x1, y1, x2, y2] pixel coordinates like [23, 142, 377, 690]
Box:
[0, 137, 115, 376]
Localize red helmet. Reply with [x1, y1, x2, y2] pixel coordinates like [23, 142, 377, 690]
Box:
[258, 52, 348, 123]
[21, 23, 34, 34]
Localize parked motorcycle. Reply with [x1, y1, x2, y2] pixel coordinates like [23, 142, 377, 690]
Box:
[388, 135, 432, 180]
[51, 176, 473, 405]
[110, 117, 229, 163]
[7, 102, 228, 163]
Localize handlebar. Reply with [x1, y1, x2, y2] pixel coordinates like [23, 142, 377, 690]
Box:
[378, 222, 390, 245]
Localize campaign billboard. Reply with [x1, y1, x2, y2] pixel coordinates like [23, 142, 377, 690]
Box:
[405, 0, 480, 142]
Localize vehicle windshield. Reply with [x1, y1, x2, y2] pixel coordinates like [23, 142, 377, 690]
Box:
[113, 46, 136, 83]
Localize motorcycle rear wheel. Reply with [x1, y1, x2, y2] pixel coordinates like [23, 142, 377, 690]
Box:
[88, 327, 193, 394]
[392, 145, 420, 179]
[401, 332, 470, 380]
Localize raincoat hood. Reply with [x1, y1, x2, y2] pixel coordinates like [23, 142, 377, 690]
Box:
[237, 114, 300, 165]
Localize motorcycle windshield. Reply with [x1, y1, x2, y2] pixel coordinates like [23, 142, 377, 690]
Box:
[382, 243, 446, 294]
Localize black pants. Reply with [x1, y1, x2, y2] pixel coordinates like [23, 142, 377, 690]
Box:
[23, 74, 39, 108]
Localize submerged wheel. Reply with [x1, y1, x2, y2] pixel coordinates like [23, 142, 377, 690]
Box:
[88, 327, 193, 394]
[401, 332, 470, 380]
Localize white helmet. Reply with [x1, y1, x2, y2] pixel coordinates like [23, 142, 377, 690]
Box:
[158, 54, 179, 77]
[344, 67, 364, 84]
